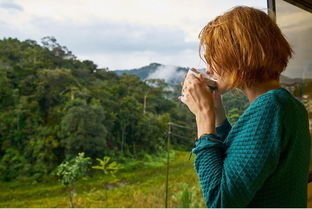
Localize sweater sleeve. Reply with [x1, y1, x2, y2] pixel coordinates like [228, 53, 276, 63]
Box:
[215, 118, 232, 142]
[192, 101, 282, 208]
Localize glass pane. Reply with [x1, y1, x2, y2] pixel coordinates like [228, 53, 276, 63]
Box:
[275, 0, 312, 170]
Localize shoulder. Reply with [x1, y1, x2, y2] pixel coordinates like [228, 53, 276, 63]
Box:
[244, 88, 305, 118]
[230, 91, 282, 135]
[270, 88, 308, 120]
[226, 91, 282, 151]
[243, 92, 281, 120]
[273, 89, 309, 128]
[234, 88, 308, 129]
[240, 88, 309, 131]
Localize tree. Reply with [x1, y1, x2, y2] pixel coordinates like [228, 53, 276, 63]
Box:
[41, 36, 76, 62]
[92, 156, 122, 181]
[59, 100, 107, 159]
[56, 152, 91, 208]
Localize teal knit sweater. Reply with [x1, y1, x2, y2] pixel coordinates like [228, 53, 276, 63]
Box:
[191, 88, 311, 208]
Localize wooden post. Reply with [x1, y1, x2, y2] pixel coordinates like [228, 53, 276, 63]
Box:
[165, 122, 171, 208]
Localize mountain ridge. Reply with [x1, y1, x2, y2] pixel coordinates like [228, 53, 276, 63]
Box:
[113, 63, 306, 86]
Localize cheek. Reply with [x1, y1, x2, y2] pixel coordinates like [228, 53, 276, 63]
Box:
[215, 80, 224, 92]
[216, 80, 229, 94]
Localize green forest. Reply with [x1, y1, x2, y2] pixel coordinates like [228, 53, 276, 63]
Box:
[0, 37, 250, 207]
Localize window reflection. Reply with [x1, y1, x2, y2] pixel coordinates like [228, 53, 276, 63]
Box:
[275, 0, 312, 168]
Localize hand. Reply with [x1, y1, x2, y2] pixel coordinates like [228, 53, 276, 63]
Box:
[185, 68, 227, 127]
[203, 68, 227, 126]
[211, 87, 227, 126]
[190, 68, 222, 110]
[179, 68, 215, 116]
[178, 68, 216, 137]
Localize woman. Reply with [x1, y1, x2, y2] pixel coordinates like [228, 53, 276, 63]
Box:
[179, 6, 311, 208]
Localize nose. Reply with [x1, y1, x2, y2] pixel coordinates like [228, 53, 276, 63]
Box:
[206, 68, 213, 75]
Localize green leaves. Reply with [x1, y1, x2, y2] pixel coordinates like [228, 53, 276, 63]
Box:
[0, 36, 254, 183]
[56, 152, 91, 186]
[92, 156, 122, 178]
[58, 102, 107, 159]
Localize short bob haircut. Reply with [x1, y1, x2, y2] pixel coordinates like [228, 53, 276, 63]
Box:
[199, 6, 293, 90]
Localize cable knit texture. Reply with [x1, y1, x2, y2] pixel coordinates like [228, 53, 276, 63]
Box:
[191, 88, 311, 208]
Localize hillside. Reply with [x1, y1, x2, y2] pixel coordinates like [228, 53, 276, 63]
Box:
[114, 63, 304, 87]
[0, 37, 200, 182]
[114, 63, 190, 85]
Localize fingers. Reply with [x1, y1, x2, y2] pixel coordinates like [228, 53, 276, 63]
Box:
[191, 68, 200, 74]
[199, 73, 204, 81]
[181, 70, 202, 97]
[183, 73, 199, 83]
[183, 68, 200, 79]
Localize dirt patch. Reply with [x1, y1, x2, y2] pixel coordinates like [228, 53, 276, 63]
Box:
[104, 181, 131, 190]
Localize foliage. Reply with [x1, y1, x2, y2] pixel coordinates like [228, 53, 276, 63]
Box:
[92, 156, 122, 179]
[0, 36, 250, 182]
[56, 152, 91, 207]
[56, 152, 91, 186]
[59, 101, 107, 159]
[0, 148, 27, 181]
[0, 150, 207, 208]
[0, 37, 180, 181]
[222, 89, 249, 124]
[179, 183, 193, 208]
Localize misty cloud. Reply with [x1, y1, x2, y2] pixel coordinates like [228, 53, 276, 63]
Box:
[0, 1, 23, 11]
[146, 65, 186, 83]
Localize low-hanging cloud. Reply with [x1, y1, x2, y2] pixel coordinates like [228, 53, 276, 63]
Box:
[146, 65, 185, 84]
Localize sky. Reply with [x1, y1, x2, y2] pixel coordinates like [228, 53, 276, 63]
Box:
[275, 0, 312, 79]
[0, 0, 271, 71]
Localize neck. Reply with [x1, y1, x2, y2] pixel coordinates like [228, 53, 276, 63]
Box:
[239, 80, 282, 104]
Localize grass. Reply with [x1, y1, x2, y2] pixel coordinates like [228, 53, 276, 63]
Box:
[0, 150, 206, 208]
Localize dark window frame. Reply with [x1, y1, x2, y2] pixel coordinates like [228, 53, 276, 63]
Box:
[267, 0, 312, 19]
